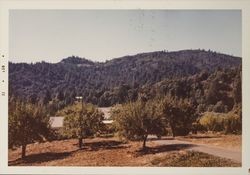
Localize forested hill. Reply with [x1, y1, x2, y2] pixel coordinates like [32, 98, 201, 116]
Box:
[9, 49, 241, 110]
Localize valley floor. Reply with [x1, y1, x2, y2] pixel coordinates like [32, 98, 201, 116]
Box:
[8, 134, 241, 167]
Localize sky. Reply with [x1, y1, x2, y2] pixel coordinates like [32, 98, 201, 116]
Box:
[9, 10, 242, 63]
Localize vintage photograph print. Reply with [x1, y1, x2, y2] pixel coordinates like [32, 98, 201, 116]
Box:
[8, 10, 242, 167]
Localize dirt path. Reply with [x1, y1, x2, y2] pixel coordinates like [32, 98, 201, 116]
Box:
[150, 137, 242, 163]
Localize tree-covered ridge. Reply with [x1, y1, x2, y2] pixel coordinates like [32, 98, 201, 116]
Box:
[140, 66, 241, 113]
[9, 49, 241, 111]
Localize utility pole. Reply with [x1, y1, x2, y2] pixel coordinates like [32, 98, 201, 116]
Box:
[76, 96, 83, 149]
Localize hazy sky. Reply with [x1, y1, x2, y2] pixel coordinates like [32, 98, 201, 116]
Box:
[9, 10, 241, 63]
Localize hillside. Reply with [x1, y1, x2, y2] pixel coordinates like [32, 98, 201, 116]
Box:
[9, 49, 241, 110]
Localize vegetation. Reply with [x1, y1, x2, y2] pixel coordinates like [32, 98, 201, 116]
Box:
[60, 103, 104, 148]
[199, 112, 241, 134]
[9, 49, 241, 112]
[8, 49, 242, 164]
[112, 95, 199, 145]
[8, 99, 52, 158]
[160, 96, 197, 136]
[112, 100, 166, 149]
[150, 151, 241, 167]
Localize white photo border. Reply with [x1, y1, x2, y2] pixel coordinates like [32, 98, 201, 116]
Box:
[0, 0, 250, 174]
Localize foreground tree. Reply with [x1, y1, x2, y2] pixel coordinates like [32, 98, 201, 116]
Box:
[9, 99, 52, 159]
[62, 103, 104, 149]
[112, 100, 166, 150]
[160, 96, 197, 137]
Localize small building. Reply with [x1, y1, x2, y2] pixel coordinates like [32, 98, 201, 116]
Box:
[98, 107, 113, 124]
[98, 107, 111, 120]
[49, 116, 64, 129]
[103, 120, 113, 124]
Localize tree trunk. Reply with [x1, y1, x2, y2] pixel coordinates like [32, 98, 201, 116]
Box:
[170, 122, 176, 138]
[142, 135, 148, 150]
[78, 137, 83, 149]
[21, 144, 26, 159]
[172, 129, 176, 138]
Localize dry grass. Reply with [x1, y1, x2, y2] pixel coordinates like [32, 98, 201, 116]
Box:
[9, 137, 240, 167]
[150, 151, 241, 167]
[9, 137, 156, 166]
[176, 133, 241, 151]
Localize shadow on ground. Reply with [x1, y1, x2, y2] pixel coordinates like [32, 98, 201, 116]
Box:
[136, 143, 195, 156]
[184, 135, 220, 139]
[85, 140, 129, 151]
[9, 140, 128, 166]
[147, 137, 174, 141]
[8, 150, 78, 166]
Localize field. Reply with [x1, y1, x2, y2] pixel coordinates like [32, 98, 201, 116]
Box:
[9, 135, 241, 167]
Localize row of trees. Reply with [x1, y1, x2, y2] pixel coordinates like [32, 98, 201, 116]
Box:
[9, 95, 193, 156]
[9, 99, 105, 158]
[9, 92, 242, 158]
[112, 96, 197, 149]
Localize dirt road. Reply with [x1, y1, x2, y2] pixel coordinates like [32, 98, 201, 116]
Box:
[150, 137, 242, 163]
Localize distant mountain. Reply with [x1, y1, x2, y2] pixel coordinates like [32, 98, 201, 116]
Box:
[9, 49, 241, 109]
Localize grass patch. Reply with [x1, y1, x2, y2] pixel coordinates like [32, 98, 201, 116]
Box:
[151, 151, 241, 167]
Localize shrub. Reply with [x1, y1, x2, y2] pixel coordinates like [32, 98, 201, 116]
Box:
[199, 112, 225, 132]
[199, 112, 241, 134]
[191, 121, 206, 134]
[224, 112, 241, 134]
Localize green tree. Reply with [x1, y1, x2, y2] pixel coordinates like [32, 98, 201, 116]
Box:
[112, 100, 166, 150]
[160, 96, 197, 137]
[56, 91, 64, 101]
[39, 89, 52, 105]
[62, 103, 104, 149]
[232, 71, 242, 105]
[206, 79, 220, 105]
[9, 99, 52, 159]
